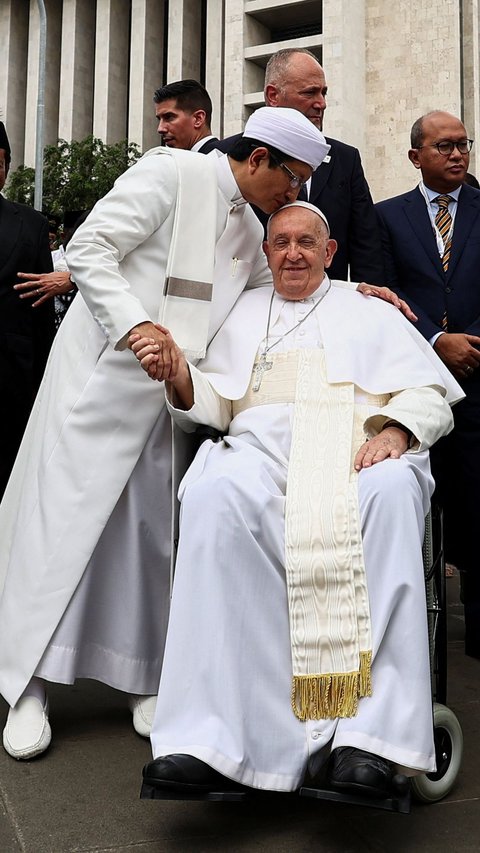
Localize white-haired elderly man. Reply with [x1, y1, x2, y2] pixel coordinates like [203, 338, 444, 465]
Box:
[132, 201, 462, 799]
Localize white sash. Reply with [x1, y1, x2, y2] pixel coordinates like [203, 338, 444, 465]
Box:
[159, 150, 218, 360]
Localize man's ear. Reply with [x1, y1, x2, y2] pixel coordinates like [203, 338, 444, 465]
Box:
[323, 238, 338, 269]
[249, 147, 270, 173]
[408, 148, 422, 170]
[264, 84, 280, 107]
[262, 239, 270, 260]
[192, 109, 206, 129]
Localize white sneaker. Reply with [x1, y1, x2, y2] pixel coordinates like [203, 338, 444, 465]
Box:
[3, 696, 51, 759]
[128, 695, 157, 738]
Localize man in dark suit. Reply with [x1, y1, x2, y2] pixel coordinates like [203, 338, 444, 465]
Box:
[376, 110, 480, 658]
[214, 48, 384, 283]
[153, 79, 219, 153]
[0, 122, 55, 498]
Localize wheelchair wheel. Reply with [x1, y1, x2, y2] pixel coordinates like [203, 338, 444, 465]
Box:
[411, 703, 463, 803]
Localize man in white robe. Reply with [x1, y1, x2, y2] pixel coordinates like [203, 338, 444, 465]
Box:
[133, 202, 462, 799]
[0, 109, 331, 760]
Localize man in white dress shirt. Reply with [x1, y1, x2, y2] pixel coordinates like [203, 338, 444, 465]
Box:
[132, 202, 461, 799]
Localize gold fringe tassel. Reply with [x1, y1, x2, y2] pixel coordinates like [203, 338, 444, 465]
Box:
[359, 650, 372, 698]
[291, 650, 372, 721]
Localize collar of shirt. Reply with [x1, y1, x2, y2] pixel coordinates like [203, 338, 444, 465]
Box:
[269, 275, 330, 348]
[420, 180, 461, 217]
[191, 135, 215, 153]
[273, 274, 331, 309]
[213, 150, 247, 207]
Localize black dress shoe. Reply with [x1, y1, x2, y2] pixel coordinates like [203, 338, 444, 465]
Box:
[142, 753, 242, 793]
[328, 746, 395, 799]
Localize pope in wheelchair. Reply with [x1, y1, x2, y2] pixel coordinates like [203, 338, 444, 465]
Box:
[131, 202, 463, 802]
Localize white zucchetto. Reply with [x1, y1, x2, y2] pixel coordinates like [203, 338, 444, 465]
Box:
[268, 201, 330, 235]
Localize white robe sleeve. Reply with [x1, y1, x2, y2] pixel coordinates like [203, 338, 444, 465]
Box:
[66, 151, 178, 350]
[166, 364, 232, 434]
[363, 385, 454, 451]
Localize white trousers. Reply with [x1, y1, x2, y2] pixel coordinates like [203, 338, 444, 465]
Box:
[150, 438, 436, 791]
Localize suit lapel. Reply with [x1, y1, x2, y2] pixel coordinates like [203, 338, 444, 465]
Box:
[446, 186, 480, 281]
[308, 154, 332, 201]
[403, 188, 445, 280]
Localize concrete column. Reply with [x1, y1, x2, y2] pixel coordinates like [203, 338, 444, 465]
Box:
[205, 0, 224, 138]
[24, 0, 62, 167]
[128, 0, 165, 153]
[93, 0, 130, 143]
[323, 0, 366, 151]
[58, 0, 96, 141]
[365, 0, 462, 201]
[461, 0, 480, 177]
[223, 0, 252, 133]
[167, 0, 203, 81]
[0, 0, 29, 172]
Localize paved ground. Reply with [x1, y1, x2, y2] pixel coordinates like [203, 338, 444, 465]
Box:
[0, 573, 478, 853]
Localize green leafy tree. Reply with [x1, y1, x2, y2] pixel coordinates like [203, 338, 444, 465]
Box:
[5, 135, 141, 217]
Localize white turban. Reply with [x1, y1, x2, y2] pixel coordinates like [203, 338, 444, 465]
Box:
[243, 106, 330, 171]
[268, 201, 330, 235]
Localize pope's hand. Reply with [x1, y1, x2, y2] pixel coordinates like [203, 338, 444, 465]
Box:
[354, 426, 409, 470]
[356, 283, 418, 322]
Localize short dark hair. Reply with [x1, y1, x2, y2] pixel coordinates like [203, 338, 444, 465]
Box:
[153, 79, 212, 126]
[0, 120, 11, 167]
[410, 117, 425, 149]
[410, 111, 447, 148]
[228, 136, 290, 167]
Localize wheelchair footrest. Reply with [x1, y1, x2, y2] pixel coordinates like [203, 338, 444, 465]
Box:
[140, 782, 252, 801]
[141, 774, 411, 812]
[300, 773, 411, 814]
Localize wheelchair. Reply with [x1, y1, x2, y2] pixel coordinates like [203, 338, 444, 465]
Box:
[141, 505, 463, 814]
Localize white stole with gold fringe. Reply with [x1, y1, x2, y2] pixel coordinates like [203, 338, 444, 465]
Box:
[234, 348, 381, 720]
[285, 348, 372, 720]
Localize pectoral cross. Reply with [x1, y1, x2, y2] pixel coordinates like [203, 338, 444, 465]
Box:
[252, 353, 273, 392]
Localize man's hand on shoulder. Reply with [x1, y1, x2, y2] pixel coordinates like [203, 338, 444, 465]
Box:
[356, 283, 418, 322]
[433, 332, 480, 380]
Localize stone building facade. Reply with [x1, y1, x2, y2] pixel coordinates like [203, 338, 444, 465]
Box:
[0, 0, 479, 201]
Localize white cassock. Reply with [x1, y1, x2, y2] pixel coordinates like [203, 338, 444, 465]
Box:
[0, 149, 272, 707]
[150, 280, 462, 791]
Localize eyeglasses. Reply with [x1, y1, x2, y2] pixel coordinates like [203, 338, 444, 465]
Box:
[279, 161, 308, 190]
[269, 154, 307, 190]
[417, 139, 474, 156]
